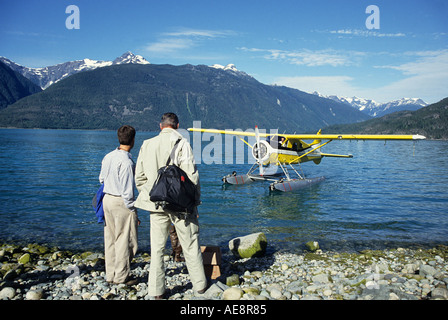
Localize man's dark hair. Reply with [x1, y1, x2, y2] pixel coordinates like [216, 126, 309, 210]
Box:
[117, 125, 136, 145]
[160, 112, 179, 128]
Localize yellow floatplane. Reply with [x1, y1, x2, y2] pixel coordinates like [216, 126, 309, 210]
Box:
[188, 126, 426, 192]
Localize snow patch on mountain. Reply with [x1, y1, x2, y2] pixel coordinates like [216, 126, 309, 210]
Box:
[113, 51, 150, 65]
[210, 63, 239, 72]
[209, 63, 253, 79]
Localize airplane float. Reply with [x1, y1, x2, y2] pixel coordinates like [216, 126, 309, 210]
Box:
[188, 127, 426, 192]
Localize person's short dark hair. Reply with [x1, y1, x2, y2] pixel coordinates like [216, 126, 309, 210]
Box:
[117, 125, 136, 145]
[160, 112, 179, 128]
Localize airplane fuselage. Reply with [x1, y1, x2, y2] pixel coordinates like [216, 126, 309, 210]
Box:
[252, 140, 323, 166]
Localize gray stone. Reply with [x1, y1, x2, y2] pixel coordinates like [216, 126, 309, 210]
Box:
[25, 289, 44, 300]
[372, 262, 390, 274]
[312, 273, 330, 284]
[286, 280, 305, 294]
[269, 288, 283, 299]
[402, 263, 418, 274]
[259, 290, 270, 299]
[419, 264, 437, 277]
[0, 287, 16, 300]
[222, 287, 243, 300]
[266, 283, 282, 293]
[301, 294, 322, 300]
[204, 283, 225, 299]
[431, 287, 448, 299]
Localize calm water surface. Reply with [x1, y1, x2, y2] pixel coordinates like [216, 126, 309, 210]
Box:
[1, 128, 447, 253]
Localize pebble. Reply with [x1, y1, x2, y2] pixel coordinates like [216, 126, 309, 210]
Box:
[1, 242, 448, 300]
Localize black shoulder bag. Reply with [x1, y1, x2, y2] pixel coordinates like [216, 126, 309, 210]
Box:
[149, 139, 198, 215]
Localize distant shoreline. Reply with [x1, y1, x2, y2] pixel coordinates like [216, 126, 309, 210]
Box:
[1, 127, 446, 140]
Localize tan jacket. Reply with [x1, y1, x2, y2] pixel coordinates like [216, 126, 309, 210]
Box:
[134, 127, 200, 212]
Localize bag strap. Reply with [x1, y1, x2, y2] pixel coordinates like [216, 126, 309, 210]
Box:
[166, 138, 182, 166]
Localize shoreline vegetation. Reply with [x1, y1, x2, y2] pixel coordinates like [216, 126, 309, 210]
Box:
[1, 241, 447, 301]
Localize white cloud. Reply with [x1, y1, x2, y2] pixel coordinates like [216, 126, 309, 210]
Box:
[145, 38, 194, 53]
[268, 49, 350, 67]
[336, 29, 405, 37]
[145, 28, 236, 55]
[163, 28, 235, 38]
[378, 49, 448, 76]
[328, 29, 405, 38]
[239, 47, 362, 67]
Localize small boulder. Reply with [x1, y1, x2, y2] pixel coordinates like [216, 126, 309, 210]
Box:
[431, 287, 448, 300]
[25, 289, 44, 300]
[0, 287, 16, 300]
[226, 274, 240, 286]
[419, 264, 437, 277]
[305, 241, 320, 252]
[18, 253, 31, 265]
[228, 232, 267, 259]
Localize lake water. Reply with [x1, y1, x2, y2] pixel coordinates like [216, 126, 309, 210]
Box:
[1, 128, 447, 253]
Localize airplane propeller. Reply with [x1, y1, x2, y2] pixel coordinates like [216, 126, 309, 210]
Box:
[255, 126, 264, 176]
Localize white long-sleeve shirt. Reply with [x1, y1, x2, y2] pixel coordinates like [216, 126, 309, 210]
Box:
[99, 148, 136, 210]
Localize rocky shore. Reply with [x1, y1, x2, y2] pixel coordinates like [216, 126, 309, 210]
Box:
[1, 242, 448, 301]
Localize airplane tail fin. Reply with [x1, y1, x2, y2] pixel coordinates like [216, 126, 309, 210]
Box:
[311, 129, 322, 146]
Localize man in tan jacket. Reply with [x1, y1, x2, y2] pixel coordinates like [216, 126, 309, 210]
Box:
[134, 113, 207, 299]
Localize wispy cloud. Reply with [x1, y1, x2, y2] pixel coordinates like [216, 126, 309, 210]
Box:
[327, 29, 406, 38]
[145, 38, 194, 53]
[163, 28, 236, 38]
[144, 28, 236, 55]
[376, 49, 448, 76]
[239, 47, 363, 67]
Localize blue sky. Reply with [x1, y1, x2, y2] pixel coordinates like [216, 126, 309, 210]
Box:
[0, 0, 447, 103]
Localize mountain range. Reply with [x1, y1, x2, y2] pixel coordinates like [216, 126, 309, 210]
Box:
[0, 52, 149, 90]
[1, 52, 427, 117]
[0, 58, 370, 131]
[313, 92, 427, 117]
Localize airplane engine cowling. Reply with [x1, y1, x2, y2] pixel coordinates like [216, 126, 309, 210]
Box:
[252, 140, 271, 164]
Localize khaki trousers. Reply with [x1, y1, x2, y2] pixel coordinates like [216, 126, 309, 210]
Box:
[148, 212, 206, 296]
[103, 194, 138, 283]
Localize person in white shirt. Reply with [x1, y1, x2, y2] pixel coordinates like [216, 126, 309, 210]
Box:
[99, 125, 139, 285]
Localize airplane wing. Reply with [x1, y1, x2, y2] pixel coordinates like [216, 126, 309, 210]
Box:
[187, 128, 426, 140]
